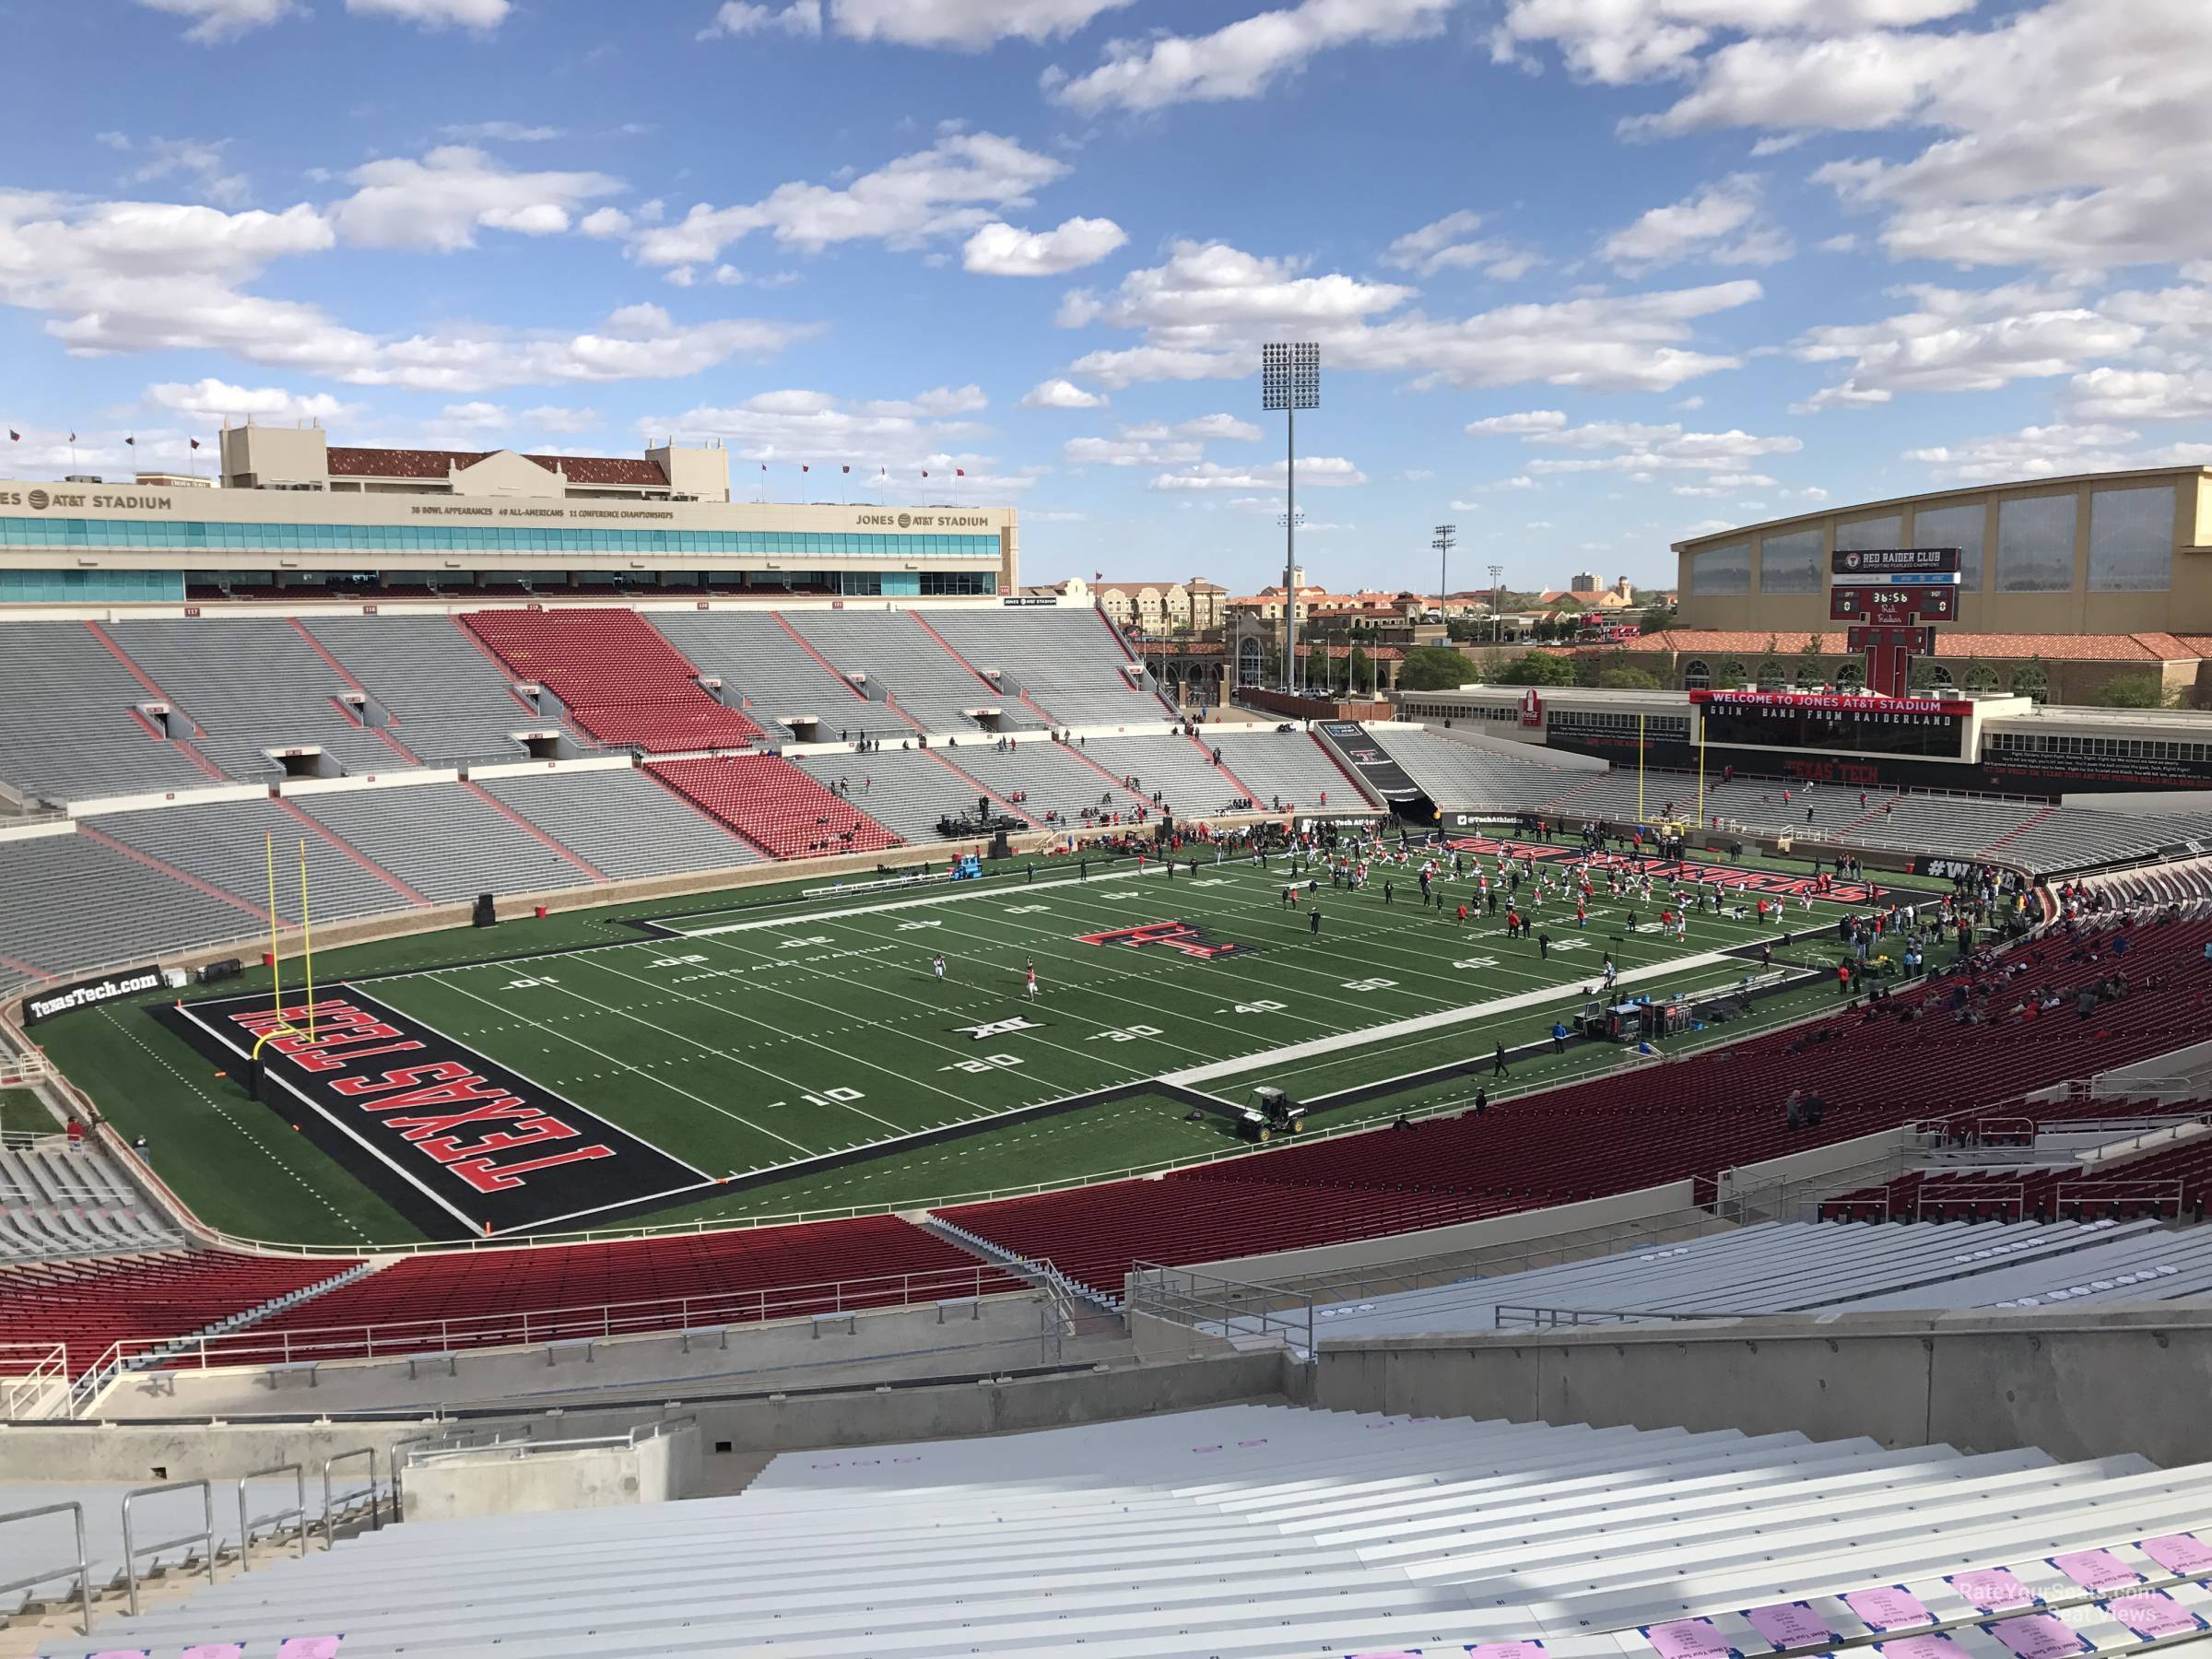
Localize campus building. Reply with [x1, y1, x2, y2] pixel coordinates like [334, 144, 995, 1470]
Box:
[0, 422, 1018, 606]
[1672, 465, 2211, 637]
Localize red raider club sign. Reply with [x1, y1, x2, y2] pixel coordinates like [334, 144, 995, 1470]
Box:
[162, 988, 708, 1236]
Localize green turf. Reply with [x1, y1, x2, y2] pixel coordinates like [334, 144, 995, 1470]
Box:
[29, 838, 1966, 1246]
[0, 1088, 56, 1136]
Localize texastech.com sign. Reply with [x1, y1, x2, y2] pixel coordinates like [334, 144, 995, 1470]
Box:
[21, 963, 163, 1026]
[161, 988, 710, 1237]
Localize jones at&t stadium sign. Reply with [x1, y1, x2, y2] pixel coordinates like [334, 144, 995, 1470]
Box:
[1689, 689, 1971, 717]
[0, 488, 173, 512]
[22, 964, 163, 1026]
[853, 512, 994, 530]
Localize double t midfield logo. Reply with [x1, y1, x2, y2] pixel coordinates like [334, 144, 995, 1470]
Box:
[1076, 919, 1245, 960]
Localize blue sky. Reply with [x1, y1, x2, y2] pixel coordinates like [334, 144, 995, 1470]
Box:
[6, 0, 2211, 595]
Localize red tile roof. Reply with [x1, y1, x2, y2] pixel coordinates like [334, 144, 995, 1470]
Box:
[325, 447, 668, 488]
[1631, 629, 2209, 663]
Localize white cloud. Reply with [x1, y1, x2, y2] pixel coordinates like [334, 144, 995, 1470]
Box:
[579, 206, 632, 239]
[1150, 456, 1367, 491]
[1470, 411, 1803, 488]
[1060, 239, 1755, 394]
[1900, 421, 2145, 482]
[1491, 0, 1976, 88]
[135, 0, 295, 42]
[1789, 281, 2143, 412]
[1382, 211, 1540, 280]
[1050, 0, 1457, 114]
[0, 196, 814, 391]
[145, 378, 360, 422]
[699, 0, 823, 39]
[441, 121, 565, 142]
[1511, 1, 2212, 272]
[962, 216, 1126, 276]
[1599, 174, 1793, 272]
[635, 131, 1064, 265]
[346, 0, 510, 29]
[1019, 377, 1108, 409]
[831, 0, 1135, 47]
[104, 135, 249, 208]
[332, 147, 623, 252]
[1063, 411, 1262, 466]
[2066, 366, 2212, 422]
[1176, 413, 1262, 441]
[641, 384, 1000, 474]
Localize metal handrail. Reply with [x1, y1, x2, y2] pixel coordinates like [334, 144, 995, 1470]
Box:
[403, 1415, 693, 1466]
[121, 1478, 217, 1616]
[321, 1448, 381, 1549]
[0, 1500, 92, 1632]
[236, 1461, 308, 1570]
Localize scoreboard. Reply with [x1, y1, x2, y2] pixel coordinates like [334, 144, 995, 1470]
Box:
[1830, 583, 1958, 623]
[1691, 689, 1971, 760]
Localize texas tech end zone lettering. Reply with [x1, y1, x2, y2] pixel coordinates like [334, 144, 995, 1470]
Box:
[1077, 920, 1245, 959]
[164, 989, 707, 1236]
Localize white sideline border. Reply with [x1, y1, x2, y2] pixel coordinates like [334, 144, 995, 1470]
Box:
[1159, 947, 1742, 1088]
[665, 859, 1171, 938]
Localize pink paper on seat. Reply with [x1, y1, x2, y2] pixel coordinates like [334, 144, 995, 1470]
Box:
[1948, 1567, 2040, 1613]
[1984, 1613, 2088, 1659]
[275, 1640, 344, 1659]
[2140, 1533, 2212, 1575]
[1642, 1617, 1734, 1659]
[2110, 1591, 2207, 1638]
[1846, 1586, 1933, 1632]
[1872, 1636, 1961, 1659]
[1466, 1643, 1547, 1659]
[2049, 1548, 2140, 1592]
[181, 1647, 244, 1659]
[1743, 1602, 1835, 1650]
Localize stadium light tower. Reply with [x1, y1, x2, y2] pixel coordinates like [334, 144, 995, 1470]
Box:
[1431, 524, 1456, 624]
[1488, 561, 1505, 642]
[1263, 342, 1320, 695]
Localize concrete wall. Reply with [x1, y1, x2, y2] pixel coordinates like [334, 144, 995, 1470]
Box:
[1179, 1181, 1697, 1283]
[1313, 1306, 2212, 1468]
[0, 1353, 1289, 1484]
[401, 1425, 698, 1523]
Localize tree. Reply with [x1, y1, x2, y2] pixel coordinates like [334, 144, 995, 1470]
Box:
[1395, 645, 1477, 692]
[1597, 662, 1662, 690]
[2093, 674, 2171, 709]
[1496, 651, 1578, 687]
[1638, 601, 1678, 634]
[1963, 658, 2000, 695]
[1756, 656, 1787, 690]
[1796, 632, 1826, 684]
[2010, 658, 2049, 702]
[1714, 655, 1747, 687]
[1347, 645, 1372, 695]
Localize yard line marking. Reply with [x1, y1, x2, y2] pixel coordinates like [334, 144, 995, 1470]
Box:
[425, 970, 820, 1158]
[1159, 947, 1745, 1088]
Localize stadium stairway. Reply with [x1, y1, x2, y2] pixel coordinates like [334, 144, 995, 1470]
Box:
[1195, 733, 1264, 807]
[46, 1404, 2212, 1659]
[922, 747, 1045, 828]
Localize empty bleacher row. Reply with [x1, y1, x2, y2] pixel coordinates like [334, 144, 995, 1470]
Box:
[56, 1403, 2212, 1659]
[942, 913, 2212, 1300]
[649, 607, 897, 742]
[1373, 725, 1593, 811]
[0, 1249, 357, 1376]
[1209, 1218, 2202, 1350]
[1825, 1123, 2212, 1223]
[1208, 725, 1364, 810]
[289, 780, 598, 904]
[784, 745, 992, 841]
[106, 617, 403, 780]
[0, 621, 218, 802]
[301, 612, 585, 764]
[649, 754, 902, 859]
[473, 766, 763, 882]
[789, 607, 1041, 734]
[0, 1141, 178, 1260]
[216, 1214, 1020, 1366]
[94, 794, 418, 924]
[462, 607, 763, 752]
[936, 736, 1150, 827]
[931, 606, 1169, 724]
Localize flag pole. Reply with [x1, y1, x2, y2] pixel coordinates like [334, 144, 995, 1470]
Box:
[1696, 714, 1707, 828]
[1638, 712, 1646, 825]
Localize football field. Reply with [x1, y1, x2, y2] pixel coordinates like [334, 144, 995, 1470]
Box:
[284, 840, 1859, 1228]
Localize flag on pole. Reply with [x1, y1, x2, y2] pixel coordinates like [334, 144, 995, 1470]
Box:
[6, 429, 17, 442]
[67, 432, 75, 443]
[801, 464, 809, 473]
[956, 468, 965, 477]
[759, 463, 767, 472]
[190, 437, 201, 451]
[922, 470, 929, 478]
[124, 435, 135, 446]
[841, 465, 850, 474]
